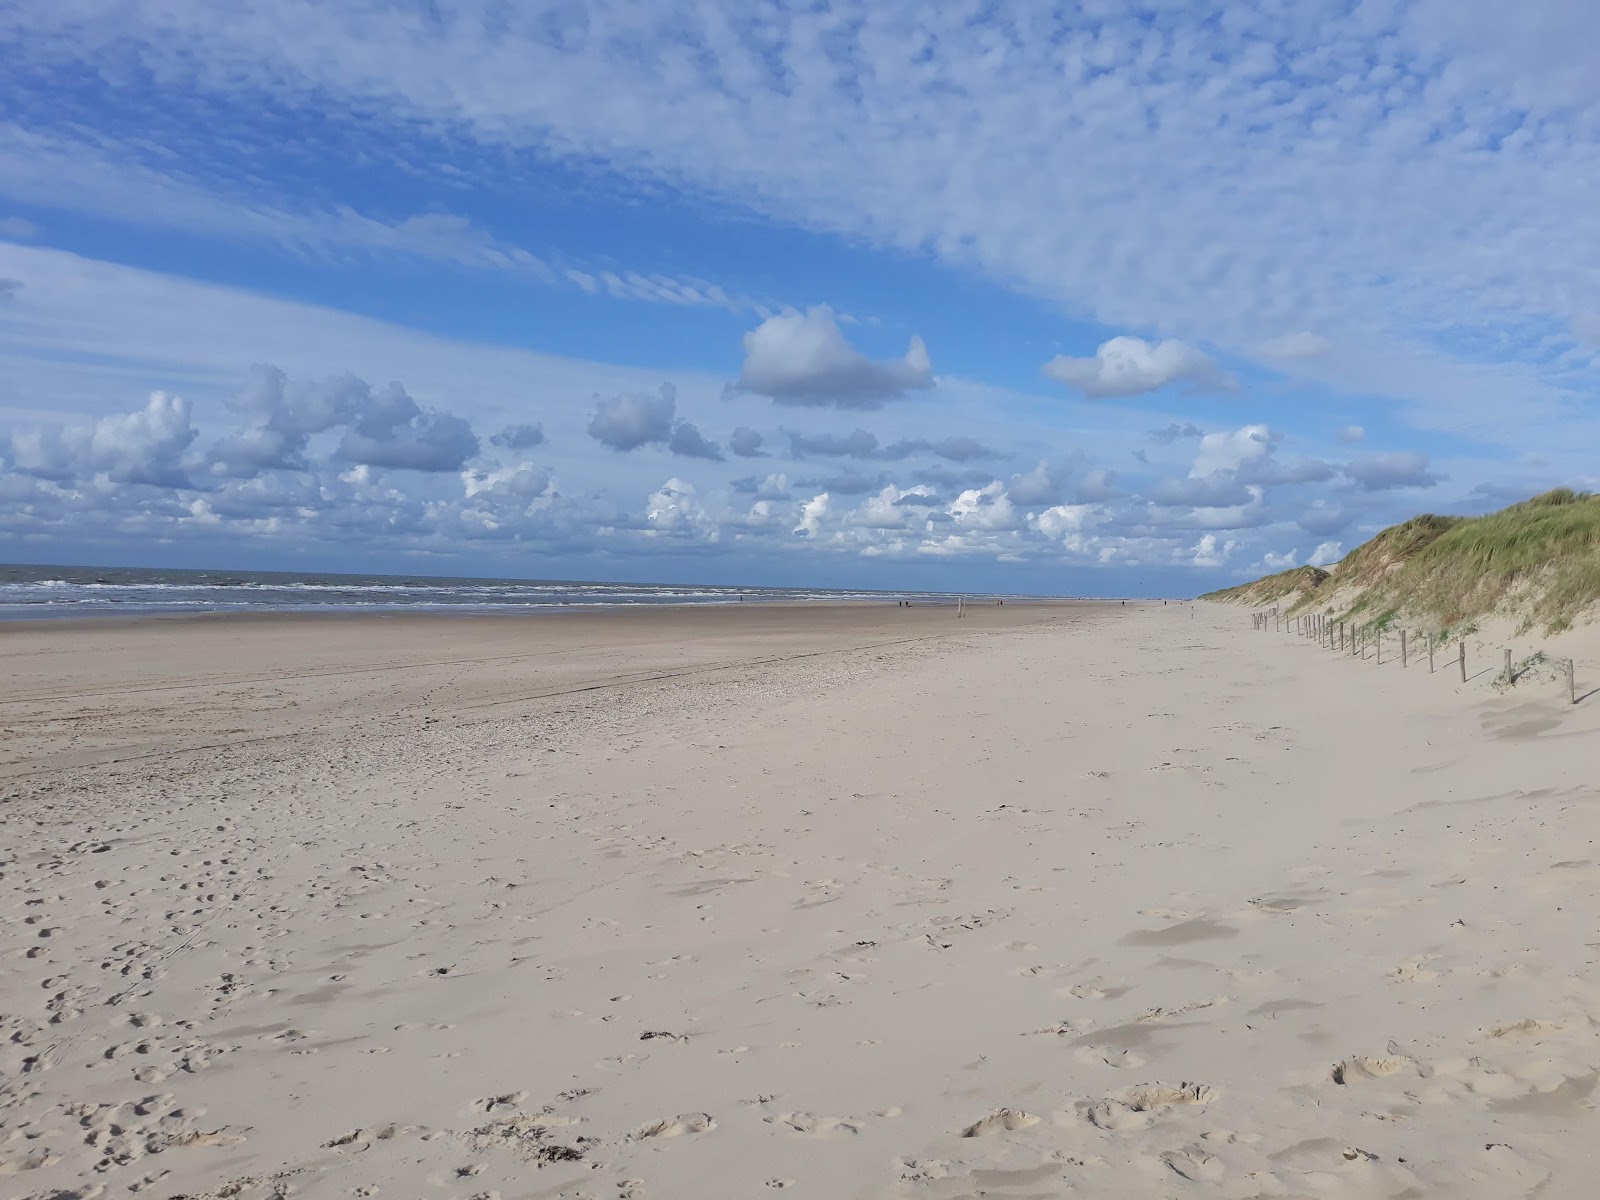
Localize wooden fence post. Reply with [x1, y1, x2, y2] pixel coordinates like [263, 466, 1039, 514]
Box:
[1401, 630, 1408, 668]
[1459, 641, 1466, 682]
[1428, 634, 1435, 674]
[1504, 648, 1513, 684]
[1569, 658, 1577, 705]
[1376, 633, 1381, 665]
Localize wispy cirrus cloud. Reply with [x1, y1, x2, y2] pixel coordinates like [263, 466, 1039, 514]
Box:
[5, 0, 1596, 428]
[0, 123, 764, 313]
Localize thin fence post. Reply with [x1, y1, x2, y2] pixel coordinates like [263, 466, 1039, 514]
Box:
[1428, 634, 1435, 674]
[1459, 641, 1466, 683]
[1568, 658, 1577, 705]
[1338, 622, 1344, 652]
[1376, 632, 1381, 665]
[1401, 630, 1408, 668]
[1504, 648, 1513, 685]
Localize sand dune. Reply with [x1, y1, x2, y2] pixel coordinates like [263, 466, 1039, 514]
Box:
[3, 602, 1597, 1198]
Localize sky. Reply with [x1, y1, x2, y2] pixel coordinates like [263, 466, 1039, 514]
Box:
[2, 1, 1598, 596]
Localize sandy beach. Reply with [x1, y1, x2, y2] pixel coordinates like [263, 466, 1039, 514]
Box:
[3, 601, 1597, 1199]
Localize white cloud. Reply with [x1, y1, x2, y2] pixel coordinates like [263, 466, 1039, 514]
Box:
[644, 478, 713, 537]
[10, 390, 198, 486]
[1008, 460, 1060, 506]
[5, 2, 1600, 433]
[586, 384, 724, 460]
[1191, 534, 1239, 569]
[1344, 452, 1442, 492]
[1190, 424, 1276, 478]
[1308, 541, 1344, 567]
[737, 307, 932, 408]
[1043, 337, 1224, 399]
[948, 481, 1017, 532]
[462, 462, 551, 502]
[0, 216, 38, 240]
[587, 386, 677, 452]
[0, 124, 760, 314]
[795, 492, 831, 537]
[667, 420, 724, 462]
[1335, 425, 1367, 444]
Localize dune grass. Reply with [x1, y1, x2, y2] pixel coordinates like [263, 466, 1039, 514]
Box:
[1200, 565, 1329, 607]
[1206, 489, 1600, 634]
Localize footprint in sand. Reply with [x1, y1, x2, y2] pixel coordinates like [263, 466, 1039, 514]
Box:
[1331, 1055, 1416, 1084]
[1084, 1081, 1217, 1129]
[962, 1108, 1040, 1137]
[765, 1112, 862, 1137]
[1121, 1082, 1219, 1111]
[633, 1113, 715, 1139]
[1162, 1145, 1225, 1181]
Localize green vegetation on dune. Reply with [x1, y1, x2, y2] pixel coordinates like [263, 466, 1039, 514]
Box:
[1199, 564, 1329, 607]
[1205, 488, 1600, 634]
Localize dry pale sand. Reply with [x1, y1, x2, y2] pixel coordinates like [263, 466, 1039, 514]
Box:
[2, 600, 1597, 1200]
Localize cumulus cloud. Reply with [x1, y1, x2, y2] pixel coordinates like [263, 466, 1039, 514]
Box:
[490, 423, 545, 450]
[644, 477, 712, 536]
[1336, 425, 1366, 444]
[728, 426, 765, 457]
[1008, 460, 1060, 506]
[730, 472, 792, 500]
[795, 492, 832, 536]
[1191, 534, 1238, 569]
[1308, 541, 1344, 567]
[737, 306, 932, 408]
[949, 481, 1018, 531]
[1257, 332, 1330, 359]
[1254, 549, 1299, 572]
[1343, 452, 1441, 491]
[1043, 337, 1225, 398]
[588, 383, 723, 460]
[336, 382, 479, 472]
[667, 420, 724, 461]
[849, 484, 940, 530]
[210, 365, 479, 475]
[10, 390, 198, 486]
[462, 462, 551, 501]
[588, 384, 677, 451]
[1190, 424, 1276, 477]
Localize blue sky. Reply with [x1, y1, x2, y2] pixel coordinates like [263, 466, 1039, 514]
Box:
[2, 1, 1598, 595]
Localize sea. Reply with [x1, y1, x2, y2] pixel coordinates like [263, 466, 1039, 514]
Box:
[0, 563, 1001, 620]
